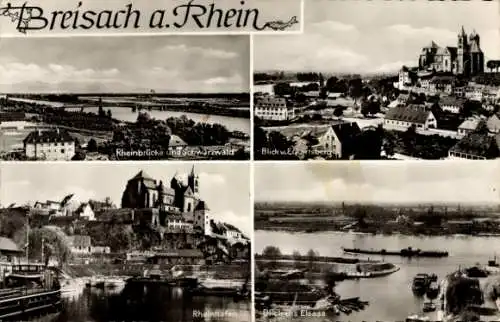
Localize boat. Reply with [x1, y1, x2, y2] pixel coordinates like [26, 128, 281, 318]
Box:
[465, 266, 489, 278]
[342, 247, 448, 258]
[0, 264, 62, 321]
[412, 274, 432, 296]
[488, 256, 499, 267]
[426, 282, 440, 299]
[422, 300, 436, 312]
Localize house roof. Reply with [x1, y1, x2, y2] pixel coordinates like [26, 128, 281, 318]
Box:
[23, 129, 73, 145]
[60, 194, 74, 207]
[440, 96, 466, 107]
[385, 105, 430, 124]
[431, 76, 455, 84]
[166, 214, 184, 221]
[169, 135, 187, 147]
[331, 122, 361, 144]
[194, 200, 209, 211]
[458, 119, 480, 131]
[0, 237, 21, 253]
[450, 133, 498, 158]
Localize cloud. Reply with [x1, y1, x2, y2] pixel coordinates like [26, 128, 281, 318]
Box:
[385, 25, 456, 42]
[210, 211, 251, 236]
[372, 60, 417, 73]
[0, 63, 121, 85]
[204, 74, 243, 86]
[199, 172, 226, 186]
[310, 21, 358, 33]
[158, 44, 238, 60]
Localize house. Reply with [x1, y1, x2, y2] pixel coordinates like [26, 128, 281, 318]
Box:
[69, 235, 92, 254]
[395, 66, 417, 90]
[448, 132, 500, 160]
[384, 105, 437, 131]
[454, 86, 466, 98]
[429, 76, 455, 95]
[254, 96, 295, 121]
[440, 96, 466, 114]
[146, 249, 205, 265]
[75, 203, 95, 221]
[312, 122, 361, 159]
[167, 135, 188, 156]
[457, 118, 480, 138]
[0, 237, 23, 262]
[465, 84, 485, 101]
[23, 129, 75, 161]
[60, 194, 81, 217]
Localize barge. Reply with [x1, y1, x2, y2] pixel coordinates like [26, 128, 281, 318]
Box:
[342, 247, 448, 258]
[0, 264, 62, 321]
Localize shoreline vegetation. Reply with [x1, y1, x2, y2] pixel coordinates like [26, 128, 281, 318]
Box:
[255, 202, 500, 236]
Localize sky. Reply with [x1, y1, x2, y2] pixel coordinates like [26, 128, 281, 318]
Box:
[255, 162, 500, 205]
[0, 36, 249, 93]
[254, 0, 500, 74]
[0, 162, 251, 235]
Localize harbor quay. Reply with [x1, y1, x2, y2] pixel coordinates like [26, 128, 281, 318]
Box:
[0, 162, 251, 321]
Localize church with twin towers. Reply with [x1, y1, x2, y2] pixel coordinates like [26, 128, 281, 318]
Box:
[418, 26, 484, 76]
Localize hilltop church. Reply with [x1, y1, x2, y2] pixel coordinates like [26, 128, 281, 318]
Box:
[418, 27, 484, 76]
[121, 167, 210, 233]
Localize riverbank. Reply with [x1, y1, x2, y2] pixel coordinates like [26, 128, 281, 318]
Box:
[255, 230, 500, 321]
[64, 262, 250, 280]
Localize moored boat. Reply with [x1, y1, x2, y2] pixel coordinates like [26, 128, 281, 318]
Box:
[422, 300, 436, 312]
[342, 247, 448, 258]
[412, 274, 432, 296]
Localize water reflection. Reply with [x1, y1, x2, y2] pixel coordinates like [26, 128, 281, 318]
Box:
[48, 280, 250, 322]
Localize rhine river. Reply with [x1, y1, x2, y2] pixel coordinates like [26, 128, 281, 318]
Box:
[68, 106, 250, 134]
[256, 230, 500, 322]
[44, 283, 250, 322]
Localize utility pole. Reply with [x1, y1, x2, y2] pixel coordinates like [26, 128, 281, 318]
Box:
[25, 216, 29, 264]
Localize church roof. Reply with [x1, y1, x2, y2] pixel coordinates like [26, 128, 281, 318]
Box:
[132, 170, 155, 182]
[385, 105, 431, 124]
[426, 41, 439, 49]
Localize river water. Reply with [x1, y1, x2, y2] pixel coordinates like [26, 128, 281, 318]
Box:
[70, 106, 250, 134]
[45, 282, 250, 322]
[256, 230, 500, 322]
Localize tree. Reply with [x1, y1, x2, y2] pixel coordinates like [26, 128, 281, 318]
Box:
[262, 245, 281, 269]
[292, 250, 302, 269]
[28, 228, 72, 268]
[487, 60, 496, 73]
[361, 100, 381, 117]
[106, 109, 112, 119]
[306, 249, 318, 273]
[87, 138, 98, 152]
[98, 106, 106, 118]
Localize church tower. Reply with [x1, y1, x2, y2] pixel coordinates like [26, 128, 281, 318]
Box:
[187, 166, 199, 194]
[457, 26, 468, 75]
[469, 30, 484, 76]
